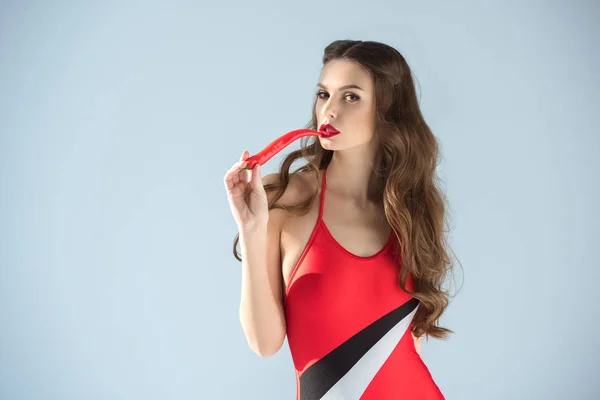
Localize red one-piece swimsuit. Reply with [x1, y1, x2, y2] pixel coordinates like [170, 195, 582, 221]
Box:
[283, 167, 445, 400]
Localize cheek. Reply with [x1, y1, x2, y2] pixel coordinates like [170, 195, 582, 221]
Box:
[354, 106, 376, 130]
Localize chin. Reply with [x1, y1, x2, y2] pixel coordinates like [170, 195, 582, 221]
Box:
[318, 136, 335, 150]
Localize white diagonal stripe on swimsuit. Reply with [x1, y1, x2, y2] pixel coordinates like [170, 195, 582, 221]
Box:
[320, 303, 419, 400]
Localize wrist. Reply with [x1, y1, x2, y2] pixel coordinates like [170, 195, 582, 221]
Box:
[239, 223, 268, 237]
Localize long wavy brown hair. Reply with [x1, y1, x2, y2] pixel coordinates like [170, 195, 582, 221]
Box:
[233, 39, 458, 340]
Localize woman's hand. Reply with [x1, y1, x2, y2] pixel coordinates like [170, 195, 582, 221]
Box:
[224, 150, 269, 233]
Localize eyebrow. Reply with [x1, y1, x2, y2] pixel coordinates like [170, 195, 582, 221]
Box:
[316, 83, 364, 91]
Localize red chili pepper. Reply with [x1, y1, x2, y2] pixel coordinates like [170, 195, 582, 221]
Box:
[244, 128, 321, 170]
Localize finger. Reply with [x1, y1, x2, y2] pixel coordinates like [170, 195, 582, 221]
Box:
[228, 159, 248, 175]
[242, 158, 253, 182]
[238, 167, 250, 184]
[251, 163, 263, 190]
[224, 159, 248, 190]
[224, 170, 239, 191]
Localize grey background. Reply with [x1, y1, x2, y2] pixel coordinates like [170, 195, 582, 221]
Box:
[1, 1, 598, 399]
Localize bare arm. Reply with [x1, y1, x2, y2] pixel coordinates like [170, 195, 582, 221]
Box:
[238, 173, 287, 357]
[413, 333, 423, 357]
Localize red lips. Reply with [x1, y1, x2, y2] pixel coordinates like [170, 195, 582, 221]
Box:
[319, 123, 340, 138]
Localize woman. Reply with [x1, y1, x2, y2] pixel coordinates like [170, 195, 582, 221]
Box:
[224, 39, 454, 399]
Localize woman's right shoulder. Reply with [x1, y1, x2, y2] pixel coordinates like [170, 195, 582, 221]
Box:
[261, 169, 320, 207]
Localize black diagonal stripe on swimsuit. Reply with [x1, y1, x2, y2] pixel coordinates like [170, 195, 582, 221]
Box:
[298, 297, 419, 400]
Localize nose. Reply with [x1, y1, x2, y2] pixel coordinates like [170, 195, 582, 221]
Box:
[320, 98, 337, 120]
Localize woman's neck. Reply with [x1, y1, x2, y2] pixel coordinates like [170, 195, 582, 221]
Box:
[325, 142, 379, 207]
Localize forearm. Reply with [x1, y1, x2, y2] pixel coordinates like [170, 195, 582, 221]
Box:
[238, 227, 286, 356]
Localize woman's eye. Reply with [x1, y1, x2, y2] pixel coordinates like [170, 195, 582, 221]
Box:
[316, 91, 360, 102]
